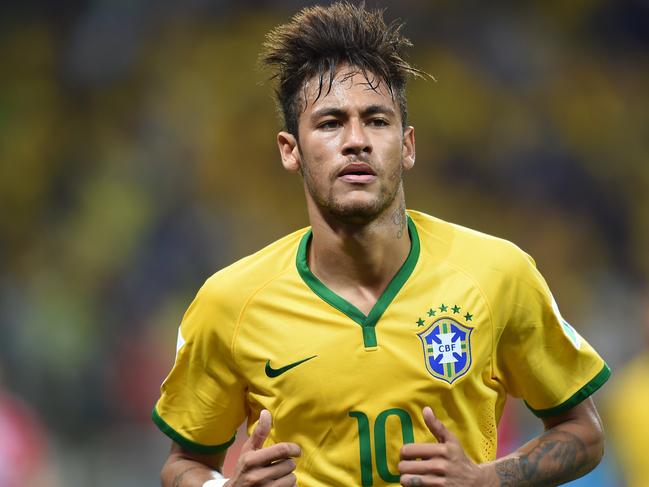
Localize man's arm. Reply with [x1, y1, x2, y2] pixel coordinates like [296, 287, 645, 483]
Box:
[160, 410, 301, 487]
[399, 398, 604, 487]
[161, 443, 226, 487]
[489, 397, 604, 486]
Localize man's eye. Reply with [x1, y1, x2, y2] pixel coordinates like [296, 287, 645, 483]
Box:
[318, 120, 340, 129]
[369, 118, 389, 127]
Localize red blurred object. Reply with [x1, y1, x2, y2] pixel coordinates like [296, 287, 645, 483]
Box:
[222, 424, 247, 477]
[0, 391, 47, 487]
[496, 398, 519, 457]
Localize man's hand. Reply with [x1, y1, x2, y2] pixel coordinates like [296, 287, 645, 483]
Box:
[399, 407, 487, 487]
[226, 410, 301, 487]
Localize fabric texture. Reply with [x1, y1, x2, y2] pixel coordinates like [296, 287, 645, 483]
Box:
[153, 210, 609, 486]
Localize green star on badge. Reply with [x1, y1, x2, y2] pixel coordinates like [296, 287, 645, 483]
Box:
[416, 318, 425, 327]
[427, 308, 436, 317]
[452, 305, 461, 314]
[464, 313, 473, 321]
[439, 304, 448, 312]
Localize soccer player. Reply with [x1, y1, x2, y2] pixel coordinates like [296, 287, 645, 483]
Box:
[153, 3, 610, 486]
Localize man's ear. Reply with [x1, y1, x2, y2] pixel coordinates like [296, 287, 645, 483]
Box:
[277, 131, 301, 172]
[402, 126, 416, 172]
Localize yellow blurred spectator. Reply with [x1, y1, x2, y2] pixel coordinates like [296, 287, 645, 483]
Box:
[606, 292, 649, 487]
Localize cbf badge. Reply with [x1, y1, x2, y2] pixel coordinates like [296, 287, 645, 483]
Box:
[418, 317, 473, 384]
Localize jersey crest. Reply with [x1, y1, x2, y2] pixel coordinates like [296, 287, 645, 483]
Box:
[418, 317, 473, 384]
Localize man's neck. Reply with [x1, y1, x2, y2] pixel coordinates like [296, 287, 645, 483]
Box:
[306, 198, 411, 314]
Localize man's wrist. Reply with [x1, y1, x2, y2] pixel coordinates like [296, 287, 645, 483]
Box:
[203, 470, 228, 487]
[477, 460, 502, 487]
[203, 481, 228, 487]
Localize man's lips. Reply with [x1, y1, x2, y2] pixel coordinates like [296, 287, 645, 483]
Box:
[337, 162, 377, 183]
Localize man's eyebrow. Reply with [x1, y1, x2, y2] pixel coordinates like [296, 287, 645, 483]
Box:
[361, 104, 396, 117]
[310, 104, 396, 120]
[310, 107, 347, 120]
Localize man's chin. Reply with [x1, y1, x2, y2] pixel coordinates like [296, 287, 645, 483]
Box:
[325, 199, 388, 224]
[306, 183, 401, 225]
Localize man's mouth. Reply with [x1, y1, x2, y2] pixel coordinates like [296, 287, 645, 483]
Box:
[337, 162, 377, 183]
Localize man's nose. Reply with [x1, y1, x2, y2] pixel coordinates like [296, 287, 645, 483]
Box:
[341, 119, 372, 156]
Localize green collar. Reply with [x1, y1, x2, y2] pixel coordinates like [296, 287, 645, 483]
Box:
[296, 215, 420, 348]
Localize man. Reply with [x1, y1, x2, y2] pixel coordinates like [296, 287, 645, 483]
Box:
[153, 3, 610, 486]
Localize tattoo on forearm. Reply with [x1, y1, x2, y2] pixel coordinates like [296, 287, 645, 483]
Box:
[173, 466, 202, 487]
[392, 203, 406, 239]
[495, 430, 590, 487]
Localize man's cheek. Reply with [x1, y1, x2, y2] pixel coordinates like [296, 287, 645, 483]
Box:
[389, 161, 402, 181]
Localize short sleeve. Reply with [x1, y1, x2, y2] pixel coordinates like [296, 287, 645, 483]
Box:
[494, 253, 610, 417]
[152, 284, 246, 453]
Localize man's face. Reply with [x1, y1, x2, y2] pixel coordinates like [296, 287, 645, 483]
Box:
[279, 67, 415, 224]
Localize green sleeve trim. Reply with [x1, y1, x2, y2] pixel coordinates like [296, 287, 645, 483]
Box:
[151, 406, 236, 454]
[525, 363, 611, 418]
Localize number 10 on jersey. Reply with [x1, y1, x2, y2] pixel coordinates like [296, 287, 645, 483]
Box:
[349, 408, 415, 486]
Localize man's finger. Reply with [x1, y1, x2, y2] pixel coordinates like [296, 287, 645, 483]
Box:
[399, 458, 447, 475]
[247, 409, 272, 451]
[422, 406, 457, 445]
[400, 473, 434, 486]
[400, 443, 447, 460]
[241, 442, 301, 470]
[243, 457, 297, 482]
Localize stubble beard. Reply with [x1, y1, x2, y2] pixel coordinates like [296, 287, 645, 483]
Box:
[302, 159, 404, 225]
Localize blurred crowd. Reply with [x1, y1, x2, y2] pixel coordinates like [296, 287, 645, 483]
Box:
[1, 0, 648, 485]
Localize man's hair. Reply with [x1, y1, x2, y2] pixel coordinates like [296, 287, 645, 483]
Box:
[260, 2, 428, 136]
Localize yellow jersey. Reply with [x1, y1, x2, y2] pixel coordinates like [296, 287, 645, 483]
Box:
[153, 210, 609, 486]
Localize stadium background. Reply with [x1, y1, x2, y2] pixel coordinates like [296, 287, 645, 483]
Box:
[1, 0, 648, 485]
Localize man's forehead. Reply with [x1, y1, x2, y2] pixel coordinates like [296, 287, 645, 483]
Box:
[301, 66, 394, 109]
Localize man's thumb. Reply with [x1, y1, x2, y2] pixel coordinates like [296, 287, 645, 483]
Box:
[423, 406, 456, 444]
[247, 409, 272, 451]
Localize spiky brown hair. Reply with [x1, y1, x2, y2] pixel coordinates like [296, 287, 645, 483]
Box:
[260, 2, 428, 136]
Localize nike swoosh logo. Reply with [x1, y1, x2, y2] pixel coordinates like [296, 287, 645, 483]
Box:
[265, 355, 317, 378]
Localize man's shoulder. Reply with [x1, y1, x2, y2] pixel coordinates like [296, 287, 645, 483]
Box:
[200, 226, 309, 300]
[409, 210, 535, 275]
[409, 210, 528, 256]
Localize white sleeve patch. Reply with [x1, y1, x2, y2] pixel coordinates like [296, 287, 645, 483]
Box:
[175, 326, 186, 360]
[551, 296, 581, 350]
